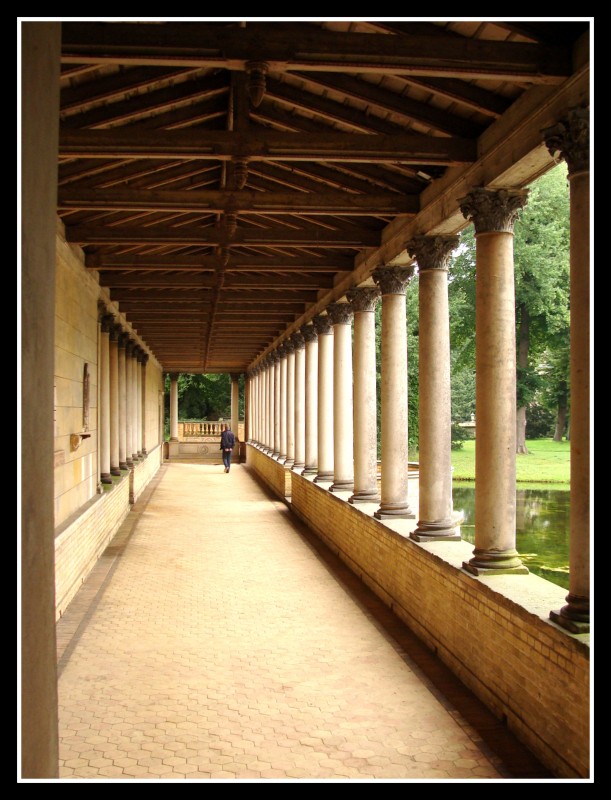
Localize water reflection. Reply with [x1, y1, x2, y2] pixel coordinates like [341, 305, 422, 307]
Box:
[453, 483, 570, 590]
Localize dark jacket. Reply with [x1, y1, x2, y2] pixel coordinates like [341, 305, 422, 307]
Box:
[220, 429, 236, 450]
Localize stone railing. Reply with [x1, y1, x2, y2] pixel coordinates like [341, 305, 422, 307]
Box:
[178, 421, 245, 441]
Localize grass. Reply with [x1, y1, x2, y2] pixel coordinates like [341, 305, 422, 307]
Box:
[413, 438, 570, 486]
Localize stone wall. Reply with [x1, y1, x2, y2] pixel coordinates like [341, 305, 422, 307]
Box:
[131, 445, 163, 504]
[246, 446, 590, 779]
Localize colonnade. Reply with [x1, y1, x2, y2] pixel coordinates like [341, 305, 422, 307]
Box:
[247, 108, 590, 632]
[97, 308, 149, 485]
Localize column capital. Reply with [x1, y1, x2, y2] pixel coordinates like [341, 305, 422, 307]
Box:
[346, 286, 380, 313]
[266, 352, 278, 365]
[543, 105, 589, 175]
[405, 234, 460, 271]
[108, 323, 121, 342]
[312, 313, 333, 336]
[282, 338, 296, 355]
[327, 301, 354, 326]
[118, 331, 130, 349]
[100, 313, 114, 334]
[290, 331, 305, 351]
[300, 323, 318, 343]
[372, 265, 414, 295]
[459, 188, 529, 234]
[124, 338, 136, 356]
[140, 352, 149, 366]
[230, 372, 240, 382]
[168, 372, 180, 382]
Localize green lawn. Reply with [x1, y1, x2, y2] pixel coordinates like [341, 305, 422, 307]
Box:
[414, 438, 570, 487]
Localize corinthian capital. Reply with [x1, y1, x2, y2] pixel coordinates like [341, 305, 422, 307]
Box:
[346, 286, 380, 313]
[460, 188, 528, 234]
[543, 106, 590, 175]
[300, 323, 318, 343]
[290, 331, 305, 350]
[372, 266, 415, 295]
[327, 302, 354, 326]
[405, 235, 460, 271]
[312, 314, 333, 336]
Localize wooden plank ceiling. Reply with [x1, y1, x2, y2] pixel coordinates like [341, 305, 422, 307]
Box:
[57, 19, 587, 373]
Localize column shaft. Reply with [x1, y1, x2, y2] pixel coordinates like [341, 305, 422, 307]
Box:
[314, 317, 334, 482]
[279, 351, 288, 462]
[141, 355, 148, 455]
[293, 338, 306, 470]
[544, 108, 590, 629]
[302, 327, 318, 475]
[460, 188, 529, 573]
[273, 356, 281, 457]
[169, 373, 179, 443]
[118, 337, 128, 469]
[328, 304, 354, 492]
[231, 374, 240, 441]
[109, 328, 120, 475]
[347, 289, 380, 503]
[285, 345, 296, 468]
[99, 316, 112, 484]
[407, 237, 460, 540]
[135, 351, 143, 457]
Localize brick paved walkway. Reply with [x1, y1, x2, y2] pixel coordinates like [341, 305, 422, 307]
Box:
[56, 461, 551, 781]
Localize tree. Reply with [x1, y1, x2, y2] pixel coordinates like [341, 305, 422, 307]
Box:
[513, 163, 570, 452]
[446, 164, 570, 454]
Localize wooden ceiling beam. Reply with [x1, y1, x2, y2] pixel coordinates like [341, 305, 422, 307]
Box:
[101, 272, 332, 289]
[59, 128, 477, 166]
[86, 253, 354, 271]
[61, 23, 571, 83]
[60, 187, 418, 215]
[66, 222, 380, 247]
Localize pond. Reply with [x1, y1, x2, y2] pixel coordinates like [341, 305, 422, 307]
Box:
[452, 483, 570, 590]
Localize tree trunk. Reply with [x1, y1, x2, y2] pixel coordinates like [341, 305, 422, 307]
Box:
[516, 304, 530, 454]
[553, 401, 568, 442]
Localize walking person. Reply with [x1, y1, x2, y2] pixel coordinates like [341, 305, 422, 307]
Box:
[220, 424, 236, 473]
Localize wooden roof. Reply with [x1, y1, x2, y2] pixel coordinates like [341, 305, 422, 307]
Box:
[56, 19, 590, 373]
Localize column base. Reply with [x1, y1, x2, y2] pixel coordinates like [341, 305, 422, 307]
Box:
[314, 471, 334, 483]
[292, 461, 305, 472]
[462, 548, 529, 576]
[126, 458, 134, 468]
[132, 453, 139, 463]
[169, 437, 179, 442]
[110, 466, 122, 477]
[100, 473, 113, 485]
[301, 465, 318, 476]
[410, 517, 461, 542]
[119, 461, 129, 471]
[142, 448, 148, 456]
[349, 489, 380, 504]
[374, 502, 415, 520]
[329, 479, 354, 493]
[549, 594, 590, 633]
[284, 458, 295, 469]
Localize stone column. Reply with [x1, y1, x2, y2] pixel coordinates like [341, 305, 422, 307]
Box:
[273, 353, 281, 458]
[245, 371, 251, 443]
[118, 333, 128, 470]
[109, 324, 121, 476]
[258, 363, 264, 448]
[260, 360, 267, 450]
[327, 302, 354, 492]
[372, 267, 414, 519]
[284, 339, 296, 469]
[99, 312, 113, 485]
[278, 345, 288, 463]
[406, 236, 461, 541]
[460, 188, 529, 574]
[21, 21, 61, 778]
[313, 314, 334, 483]
[141, 353, 148, 456]
[544, 107, 590, 631]
[168, 371, 179, 446]
[230, 373, 240, 440]
[131, 347, 140, 462]
[347, 286, 380, 504]
[292, 332, 306, 471]
[301, 324, 318, 476]
[135, 348, 143, 458]
[252, 367, 259, 445]
[265, 357, 273, 453]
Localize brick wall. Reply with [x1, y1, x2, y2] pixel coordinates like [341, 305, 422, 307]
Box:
[246, 444, 291, 498]
[131, 445, 162, 503]
[246, 452, 589, 779]
[54, 474, 130, 620]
